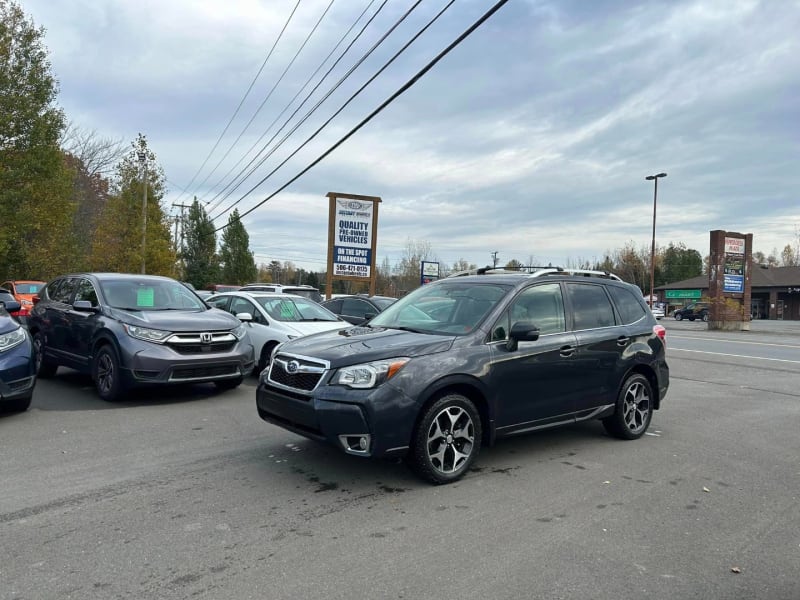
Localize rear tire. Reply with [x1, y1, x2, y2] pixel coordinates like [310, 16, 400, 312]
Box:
[408, 393, 481, 484]
[702, 313, 709, 322]
[603, 373, 653, 440]
[32, 332, 58, 378]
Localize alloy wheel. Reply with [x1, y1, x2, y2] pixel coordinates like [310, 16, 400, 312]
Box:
[426, 406, 475, 475]
[622, 380, 651, 435]
[97, 352, 114, 394]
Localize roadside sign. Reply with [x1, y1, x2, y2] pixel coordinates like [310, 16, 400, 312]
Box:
[665, 289, 702, 299]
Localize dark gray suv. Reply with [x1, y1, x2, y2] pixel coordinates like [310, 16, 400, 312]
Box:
[28, 273, 255, 401]
[256, 268, 669, 484]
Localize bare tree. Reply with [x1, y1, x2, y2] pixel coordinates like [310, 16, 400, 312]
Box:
[61, 122, 127, 176]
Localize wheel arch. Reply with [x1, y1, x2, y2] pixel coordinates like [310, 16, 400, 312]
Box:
[413, 375, 494, 447]
[623, 364, 661, 410]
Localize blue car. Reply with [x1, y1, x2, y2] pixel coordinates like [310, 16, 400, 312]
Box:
[0, 297, 36, 412]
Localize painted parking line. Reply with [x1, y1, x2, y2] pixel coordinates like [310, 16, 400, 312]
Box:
[669, 335, 800, 349]
[669, 348, 800, 365]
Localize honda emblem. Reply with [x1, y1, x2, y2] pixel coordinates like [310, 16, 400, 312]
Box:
[200, 332, 212, 343]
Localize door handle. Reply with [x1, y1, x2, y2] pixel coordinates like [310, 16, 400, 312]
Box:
[559, 345, 575, 357]
[616, 336, 629, 346]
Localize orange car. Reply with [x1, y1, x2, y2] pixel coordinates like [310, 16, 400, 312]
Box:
[1, 280, 46, 322]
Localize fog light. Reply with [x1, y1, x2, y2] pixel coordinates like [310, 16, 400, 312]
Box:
[339, 434, 371, 455]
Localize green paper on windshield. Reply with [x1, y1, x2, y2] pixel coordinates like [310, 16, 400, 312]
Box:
[279, 302, 295, 318]
[137, 287, 155, 307]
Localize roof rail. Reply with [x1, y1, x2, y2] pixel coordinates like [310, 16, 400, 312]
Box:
[530, 268, 622, 281]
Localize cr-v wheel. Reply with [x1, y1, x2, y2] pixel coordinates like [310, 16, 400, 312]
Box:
[408, 394, 481, 484]
[603, 373, 653, 440]
[93, 344, 125, 402]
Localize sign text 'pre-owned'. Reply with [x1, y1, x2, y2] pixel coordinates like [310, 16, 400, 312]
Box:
[333, 200, 373, 277]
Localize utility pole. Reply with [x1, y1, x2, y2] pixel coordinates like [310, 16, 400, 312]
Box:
[491, 251, 499, 269]
[138, 151, 147, 274]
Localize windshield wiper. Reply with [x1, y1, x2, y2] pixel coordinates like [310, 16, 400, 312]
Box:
[300, 318, 334, 322]
[387, 326, 426, 334]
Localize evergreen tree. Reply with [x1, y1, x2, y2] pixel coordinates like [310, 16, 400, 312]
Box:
[219, 209, 256, 284]
[661, 243, 703, 284]
[90, 134, 175, 275]
[182, 198, 219, 288]
[0, 0, 76, 280]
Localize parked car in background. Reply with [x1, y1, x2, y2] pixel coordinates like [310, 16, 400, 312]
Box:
[206, 284, 241, 294]
[650, 306, 665, 320]
[239, 283, 323, 303]
[0, 288, 25, 325]
[320, 294, 397, 325]
[27, 273, 255, 401]
[1, 280, 45, 325]
[206, 291, 349, 373]
[0, 298, 36, 412]
[257, 267, 669, 484]
[673, 302, 710, 322]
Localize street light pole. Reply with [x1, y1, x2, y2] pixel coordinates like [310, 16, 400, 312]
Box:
[645, 172, 667, 307]
[138, 151, 148, 274]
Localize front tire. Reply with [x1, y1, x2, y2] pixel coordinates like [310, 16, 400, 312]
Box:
[32, 332, 58, 378]
[93, 344, 126, 402]
[603, 373, 653, 440]
[255, 342, 277, 375]
[408, 394, 481, 484]
[674, 313, 683, 321]
[702, 313, 709, 322]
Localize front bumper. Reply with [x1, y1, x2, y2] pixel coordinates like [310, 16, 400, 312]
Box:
[256, 379, 417, 459]
[0, 339, 36, 402]
[118, 338, 255, 386]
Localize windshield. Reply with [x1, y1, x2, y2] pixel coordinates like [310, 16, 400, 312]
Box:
[256, 296, 339, 322]
[100, 279, 207, 311]
[369, 282, 509, 335]
[15, 283, 43, 294]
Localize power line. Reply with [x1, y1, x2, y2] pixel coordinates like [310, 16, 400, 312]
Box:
[174, 1, 302, 205]
[210, 0, 452, 225]
[203, 0, 388, 217]
[193, 0, 337, 209]
[213, 0, 511, 231]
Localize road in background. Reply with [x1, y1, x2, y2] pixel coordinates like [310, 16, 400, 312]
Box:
[2, 326, 799, 600]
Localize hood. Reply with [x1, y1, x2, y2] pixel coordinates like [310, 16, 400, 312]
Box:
[276, 326, 455, 368]
[0, 314, 20, 335]
[107, 307, 240, 332]
[280, 320, 350, 337]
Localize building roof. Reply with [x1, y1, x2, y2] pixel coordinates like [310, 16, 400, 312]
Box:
[657, 266, 800, 291]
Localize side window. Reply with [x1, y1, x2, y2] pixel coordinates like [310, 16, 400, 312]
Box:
[607, 286, 647, 325]
[74, 279, 99, 306]
[513, 283, 566, 335]
[53, 278, 79, 303]
[207, 296, 231, 311]
[44, 279, 63, 301]
[567, 283, 616, 330]
[341, 298, 371, 319]
[230, 297, 255, 317]
[323, 299, 342, 313]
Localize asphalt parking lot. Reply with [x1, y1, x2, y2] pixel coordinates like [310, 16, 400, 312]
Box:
[1, 320, 799, 600]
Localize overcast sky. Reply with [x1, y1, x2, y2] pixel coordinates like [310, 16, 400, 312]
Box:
[20, 0, 800, 272]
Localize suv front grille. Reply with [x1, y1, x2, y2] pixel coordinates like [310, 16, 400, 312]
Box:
[165, 331, 236, 355]
[268, 354, 327, 392]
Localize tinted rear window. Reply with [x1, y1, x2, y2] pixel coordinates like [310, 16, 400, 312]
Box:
[607, 286, 647, 325]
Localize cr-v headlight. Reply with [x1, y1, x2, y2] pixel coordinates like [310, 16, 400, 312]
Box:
[231, 324, 247, 340]
[123, 324, 172, 343]
[331, 358, 410, 389]
[0, 327, 26, 352]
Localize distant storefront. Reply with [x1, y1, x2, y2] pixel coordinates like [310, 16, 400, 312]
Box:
[656, 266, 800, 321]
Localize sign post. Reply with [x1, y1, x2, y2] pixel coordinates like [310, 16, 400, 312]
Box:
[708, 230, 752, 330]
[326, 192, 381, 299]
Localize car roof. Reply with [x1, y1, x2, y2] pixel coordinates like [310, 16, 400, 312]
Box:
[212, 291, 307, 299]
[52, 272, 178, 282]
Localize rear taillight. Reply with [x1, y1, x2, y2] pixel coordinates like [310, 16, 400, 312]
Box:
[653, 324, 666, 345]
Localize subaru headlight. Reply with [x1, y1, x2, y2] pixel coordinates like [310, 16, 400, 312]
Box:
[0, 327, 26, 353]
[231, 324, 247, 340]
[123, 324, 172, 343]
[332, 358, 410, 389]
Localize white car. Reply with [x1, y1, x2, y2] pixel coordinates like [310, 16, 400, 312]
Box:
[650, 306, 665, 320]
[206, 291, 349, 373]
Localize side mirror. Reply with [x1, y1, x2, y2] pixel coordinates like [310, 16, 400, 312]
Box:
[73, 300, 99, 313]
[363, 312, 376, 320]
[1, 299, 21, 313]
[235, 312, 253, 322]
[505, 320, 540, 352]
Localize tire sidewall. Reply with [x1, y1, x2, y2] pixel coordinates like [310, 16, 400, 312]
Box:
[614, 373, 653, 439]
[409, 394, 482, 484]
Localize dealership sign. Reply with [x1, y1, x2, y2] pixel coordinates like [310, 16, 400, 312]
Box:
[333, 199, 373, 277]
